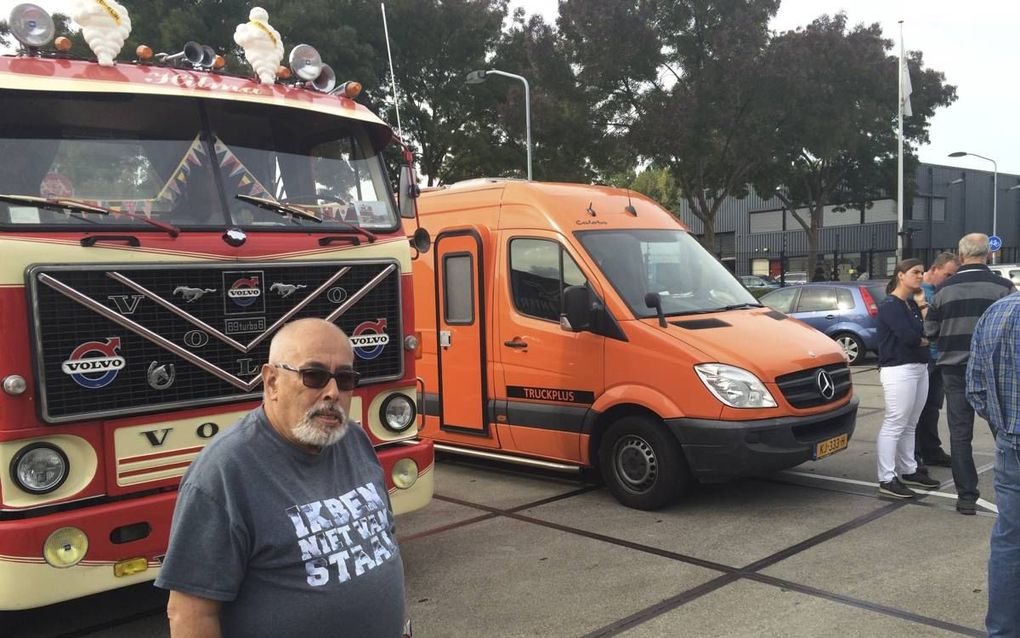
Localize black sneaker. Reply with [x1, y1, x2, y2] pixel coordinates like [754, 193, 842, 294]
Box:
[900, 472, 940, 489]
[879, 478, 916, 498]
[925, 450, 953, 467]
[956, 500, 977, 515]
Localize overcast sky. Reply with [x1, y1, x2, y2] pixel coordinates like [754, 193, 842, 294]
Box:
[4, 0, 1017, 177]
[509, 0, 1020, 177]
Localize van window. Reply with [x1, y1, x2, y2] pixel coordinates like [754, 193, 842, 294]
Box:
[509, 239, 586, 322]
[443, 253, 474, 324]
[796, 287, 837, 312]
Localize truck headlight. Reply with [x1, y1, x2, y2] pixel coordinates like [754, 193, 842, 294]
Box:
[380, 393, 416, 433]
[695, 364, 777, 409]
[11, 443, 69, 494]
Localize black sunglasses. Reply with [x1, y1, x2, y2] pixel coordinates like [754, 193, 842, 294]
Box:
[273, 363, 360, 391]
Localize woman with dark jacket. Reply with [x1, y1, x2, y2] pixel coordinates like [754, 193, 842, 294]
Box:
[875, 259, 941, 498]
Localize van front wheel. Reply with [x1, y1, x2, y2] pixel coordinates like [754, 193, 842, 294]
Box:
[599, 416, 689, 510]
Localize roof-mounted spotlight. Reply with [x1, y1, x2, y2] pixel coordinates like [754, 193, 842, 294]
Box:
[310, 65, 336, 93]
[9, 3, 56, 53]
[289, 44, 323, 81]
[288, 45, 336, 93]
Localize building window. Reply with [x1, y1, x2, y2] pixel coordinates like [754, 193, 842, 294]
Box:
[751, 259, 769, 276]
[912, 196, 928, 220]
[749, 209, 784, 233]
[932, 198, 946, 222]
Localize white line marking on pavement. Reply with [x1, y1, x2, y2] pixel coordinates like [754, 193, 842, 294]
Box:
[780, 470, 999, 514]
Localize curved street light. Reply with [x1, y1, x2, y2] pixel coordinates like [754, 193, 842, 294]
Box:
[949, 151, 997, 262]
[466, 69, 532, 181]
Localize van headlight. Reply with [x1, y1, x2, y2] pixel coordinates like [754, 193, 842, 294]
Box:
[695, 364, 777, 408]
[11, 443, 69, 494]
[380, 393, 416, 433]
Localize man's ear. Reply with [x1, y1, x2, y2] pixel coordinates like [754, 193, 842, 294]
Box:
[262, 364, 279, 401]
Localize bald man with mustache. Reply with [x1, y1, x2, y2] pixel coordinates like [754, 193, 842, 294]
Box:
[157, 319, 406, 638]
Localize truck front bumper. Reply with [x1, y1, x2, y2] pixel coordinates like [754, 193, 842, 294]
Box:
[666, 397, 859, 482]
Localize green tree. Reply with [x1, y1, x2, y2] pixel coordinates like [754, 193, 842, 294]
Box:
[558, 0, 781, 250]
[751, 14, 957, 275]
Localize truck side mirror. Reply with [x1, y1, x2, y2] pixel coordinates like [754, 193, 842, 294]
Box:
[644, 292, 667, 328]
[398, 164, 419, 220]
[561, 285, 593, 332]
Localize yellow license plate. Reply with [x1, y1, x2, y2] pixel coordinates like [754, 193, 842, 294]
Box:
[815, 433, 849, 459]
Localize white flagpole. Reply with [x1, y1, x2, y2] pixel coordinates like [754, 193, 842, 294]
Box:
[381, 3, 403, 140]
[896, 19, 905, 260]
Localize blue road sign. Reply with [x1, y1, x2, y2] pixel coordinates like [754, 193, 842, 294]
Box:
[989, 235, 1003, 252]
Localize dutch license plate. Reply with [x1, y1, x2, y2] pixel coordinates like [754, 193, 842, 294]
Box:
[814, 433, 848, 459]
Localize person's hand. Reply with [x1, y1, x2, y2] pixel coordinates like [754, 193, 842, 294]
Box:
[920, 337, 929, 347]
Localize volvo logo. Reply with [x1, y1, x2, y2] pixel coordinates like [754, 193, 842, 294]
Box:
[815, 369, 835, 400]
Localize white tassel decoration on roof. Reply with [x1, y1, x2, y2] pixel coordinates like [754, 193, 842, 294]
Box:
[71, 0, 132, 67]
[233, 7, 284, 84]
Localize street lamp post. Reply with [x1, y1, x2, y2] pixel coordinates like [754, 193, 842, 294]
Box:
[466, 69, 532, 181]
[949, 151, 997, 263]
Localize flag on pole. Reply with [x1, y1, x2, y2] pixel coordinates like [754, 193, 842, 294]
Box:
[900, 53, 912, 117]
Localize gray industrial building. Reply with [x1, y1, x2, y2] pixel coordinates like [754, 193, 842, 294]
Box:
[676, 162, 1020, 280]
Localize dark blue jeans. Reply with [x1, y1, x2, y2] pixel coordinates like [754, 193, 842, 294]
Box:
[914, 360, 945, 465]
[987, 430, 1020, 636]
[941, 366, 983, 503]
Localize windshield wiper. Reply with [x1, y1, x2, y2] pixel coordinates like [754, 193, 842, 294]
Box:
[0, 194, 180, 237]
[718, 302, 763, 311]
[235, 194, 376, 243]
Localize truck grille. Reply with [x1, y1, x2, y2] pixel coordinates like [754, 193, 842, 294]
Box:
[28, 260, 403, 423]
[775, 363, 852, 409]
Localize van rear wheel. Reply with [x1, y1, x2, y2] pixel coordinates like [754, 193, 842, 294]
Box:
[598, 416, 689, 510]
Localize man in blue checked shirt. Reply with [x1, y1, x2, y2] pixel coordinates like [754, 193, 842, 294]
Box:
[966, 292, 1020, 637]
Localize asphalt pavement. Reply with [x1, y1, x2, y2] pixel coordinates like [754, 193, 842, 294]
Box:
[5, 362, 998, 637]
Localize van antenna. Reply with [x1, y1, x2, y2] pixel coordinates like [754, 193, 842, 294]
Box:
[381, 3, 403, 140]
[625, 189, 637, 216]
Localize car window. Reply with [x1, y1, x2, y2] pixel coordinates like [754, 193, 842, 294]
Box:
[761, 287, 798, 313]
[796, 287, 837, 312]
[867, 285, 888, 303]
[835, 288, 855, 310]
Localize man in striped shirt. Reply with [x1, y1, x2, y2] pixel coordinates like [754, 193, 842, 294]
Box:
[925, 233, 1014, 514]
[966, 293, 1020, 636]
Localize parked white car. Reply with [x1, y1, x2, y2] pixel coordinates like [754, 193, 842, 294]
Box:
[988, 264, 1020, 291]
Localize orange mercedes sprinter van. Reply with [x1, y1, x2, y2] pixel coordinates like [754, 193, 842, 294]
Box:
[409, 179, 857, 509]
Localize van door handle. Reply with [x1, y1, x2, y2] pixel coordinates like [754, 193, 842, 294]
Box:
[504, 338, 528, 349]
[825, 314, 835, 320]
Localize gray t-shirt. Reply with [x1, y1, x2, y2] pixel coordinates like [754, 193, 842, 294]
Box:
[155, 407, 405, 638]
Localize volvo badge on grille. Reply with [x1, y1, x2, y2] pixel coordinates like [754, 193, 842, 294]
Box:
[815, 369, 835, 399]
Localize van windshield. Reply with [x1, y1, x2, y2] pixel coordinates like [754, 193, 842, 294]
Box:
[576, 229, 758, 318]
[0, 90, 397, 231]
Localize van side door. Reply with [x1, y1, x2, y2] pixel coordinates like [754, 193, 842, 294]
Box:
[433, 229, 494, 442]
[494, 233, 605, 463]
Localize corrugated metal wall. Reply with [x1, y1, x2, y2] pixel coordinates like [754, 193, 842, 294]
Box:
[671, 162, 1019, 274]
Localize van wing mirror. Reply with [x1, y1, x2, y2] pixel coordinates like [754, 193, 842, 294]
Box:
[644, 292, 667, 328]
[561, 285, 594, 332]
[398, 163, 420, 220]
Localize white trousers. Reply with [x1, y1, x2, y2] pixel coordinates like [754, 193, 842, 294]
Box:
[877, 363, 930, 483]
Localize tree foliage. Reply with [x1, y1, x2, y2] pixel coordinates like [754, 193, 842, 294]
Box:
[558, 0, 781, 250]
[751, 14, 956, 273]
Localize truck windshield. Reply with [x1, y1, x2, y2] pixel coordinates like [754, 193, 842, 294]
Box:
[0, 90, 397, 231]
[577, 229, 758, 318]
